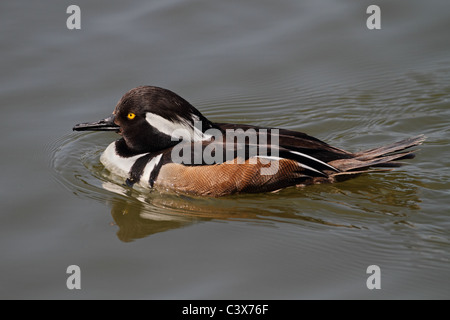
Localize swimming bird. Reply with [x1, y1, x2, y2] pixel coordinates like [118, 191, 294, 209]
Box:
[73, 86, 424, 197]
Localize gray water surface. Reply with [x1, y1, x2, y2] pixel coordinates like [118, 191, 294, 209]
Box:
[1, 0, 449, 299]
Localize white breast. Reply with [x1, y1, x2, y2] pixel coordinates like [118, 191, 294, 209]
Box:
[100, 142, 163, 187]
[100, 142, 143, 178]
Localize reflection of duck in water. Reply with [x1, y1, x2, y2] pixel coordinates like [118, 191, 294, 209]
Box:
[74, 86, 424, 197]
[105, 186, 348, 242]
[103, 176, 421, 242]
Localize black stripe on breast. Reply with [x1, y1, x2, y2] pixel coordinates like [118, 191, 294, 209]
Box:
[148, 152, 174, 188]
[126, 153, 155, 187]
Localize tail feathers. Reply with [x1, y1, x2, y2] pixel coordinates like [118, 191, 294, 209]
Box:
[353, 135, 425, 161]
[329, 150, 416, 172]
[328, 135, 425, 173]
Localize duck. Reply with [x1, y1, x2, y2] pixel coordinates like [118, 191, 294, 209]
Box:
[73, 86, 425, 197]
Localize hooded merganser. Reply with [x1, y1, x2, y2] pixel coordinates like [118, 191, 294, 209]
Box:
[73, 86, 424, 197]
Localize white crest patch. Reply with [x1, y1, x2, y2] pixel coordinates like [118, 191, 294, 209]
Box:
[145, 112, 210, 142]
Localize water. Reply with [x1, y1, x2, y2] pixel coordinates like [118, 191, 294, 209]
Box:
[1, 0, 449, 299]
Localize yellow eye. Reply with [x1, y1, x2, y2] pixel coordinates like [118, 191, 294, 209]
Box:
[127, 112, 136, 120]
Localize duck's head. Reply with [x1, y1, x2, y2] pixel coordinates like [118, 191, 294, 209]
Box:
[73, 86, 215, 153]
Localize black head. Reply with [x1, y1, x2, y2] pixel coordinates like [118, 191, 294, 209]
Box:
[73, 86, 215, 155]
